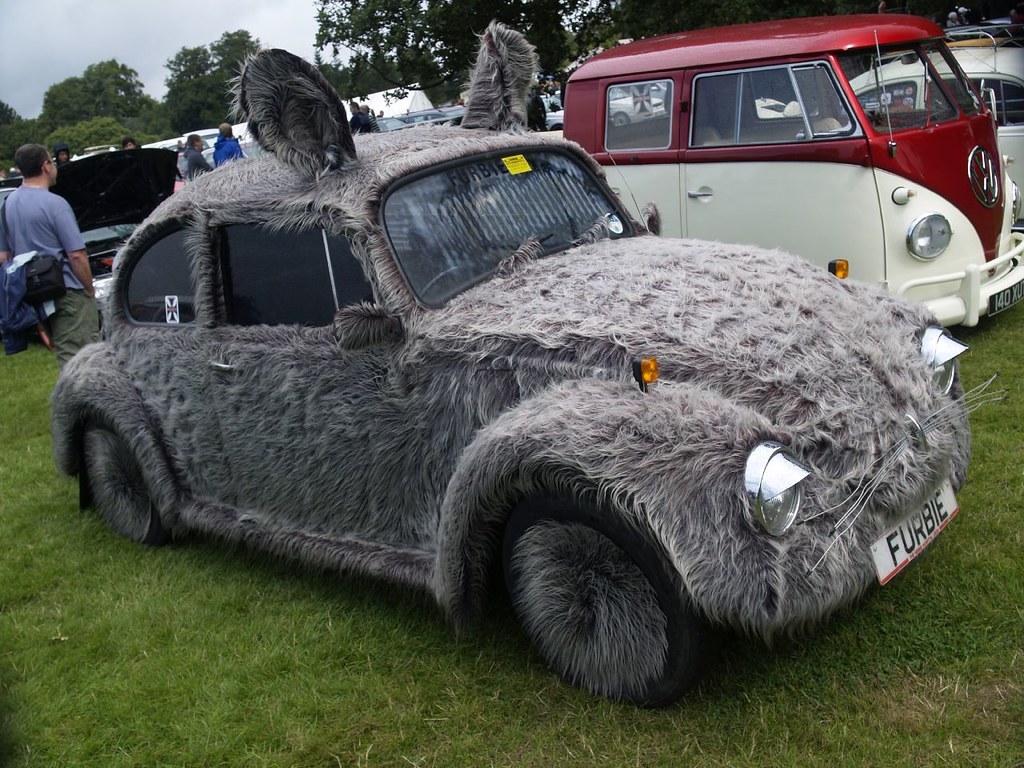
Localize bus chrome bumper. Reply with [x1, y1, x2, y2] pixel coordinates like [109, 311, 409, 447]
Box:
[896, 232, 1024, 326]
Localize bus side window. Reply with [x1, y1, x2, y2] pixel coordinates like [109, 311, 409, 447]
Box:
[604, 80, 674, 151]
[691, 73, 738, 147]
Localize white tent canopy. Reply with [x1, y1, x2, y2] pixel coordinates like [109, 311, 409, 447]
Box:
[355, 87, 435, 117]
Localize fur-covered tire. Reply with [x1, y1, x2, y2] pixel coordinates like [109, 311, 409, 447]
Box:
[502, 492, 710, 706]
[82, 423, 167, 546]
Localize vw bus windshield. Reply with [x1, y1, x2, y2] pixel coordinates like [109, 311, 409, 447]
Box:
[839, 41, 980, 132]
[382, 148, 632, 306]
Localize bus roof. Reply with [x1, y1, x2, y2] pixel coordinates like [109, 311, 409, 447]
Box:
[570, 15, 945, 80]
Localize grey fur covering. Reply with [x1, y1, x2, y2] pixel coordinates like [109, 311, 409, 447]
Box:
[52, 22, 975, 696]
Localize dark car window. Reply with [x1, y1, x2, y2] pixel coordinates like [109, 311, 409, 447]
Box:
[125, 228, 196, 325]
[219, 224, 370, 326]
[972, 77, 1024, 124]
[382, 147, 632, 307]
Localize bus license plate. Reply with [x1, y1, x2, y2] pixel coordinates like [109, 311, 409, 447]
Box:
[988, 275, 1024, 316]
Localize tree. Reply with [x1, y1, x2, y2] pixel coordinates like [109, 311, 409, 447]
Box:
[164, 31, 262, 134]
[0, 119, 42, 172]
[316, 0, 581, 95]
[39, 60, 151, 130]
[45, 116, 131, 158]
[0, 100, 20, 127]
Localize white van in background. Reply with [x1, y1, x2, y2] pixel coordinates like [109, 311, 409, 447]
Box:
[947, 24, 1024, 207]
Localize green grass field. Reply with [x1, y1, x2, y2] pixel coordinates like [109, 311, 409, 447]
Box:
[1, 307, 1022, 767]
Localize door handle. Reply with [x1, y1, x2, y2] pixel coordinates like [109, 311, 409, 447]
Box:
[687, 190, 713, 198]
[209, 362, 235, 372]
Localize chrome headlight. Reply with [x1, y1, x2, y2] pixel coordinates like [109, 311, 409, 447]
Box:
[921, 326, 968, 395]
[906, 214, 952, 260]
[744, 442, 810, 536]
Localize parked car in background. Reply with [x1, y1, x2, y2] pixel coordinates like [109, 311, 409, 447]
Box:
[53, 28, 983, 706]
[947, 24, 1024, 218]
[398, 109, 453, 126]
[378, 116, 413, 131]
[564, 14, 1024, 326]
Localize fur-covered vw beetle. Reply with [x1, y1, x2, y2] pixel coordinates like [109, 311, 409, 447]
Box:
[52, 23, 982, 706]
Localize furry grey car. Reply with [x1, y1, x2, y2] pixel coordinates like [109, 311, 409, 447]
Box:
[52, 23, 982, 706]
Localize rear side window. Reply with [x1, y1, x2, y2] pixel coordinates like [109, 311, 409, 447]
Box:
[125, 228, 196, 325]
[972, 77, 1024, 124]
[219, 224, 370, 327]
[605, 79, 674, 150]
[691, 63, 857, 147]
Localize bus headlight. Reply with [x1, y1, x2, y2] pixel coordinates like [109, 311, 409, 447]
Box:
[906, 214, 952, 260]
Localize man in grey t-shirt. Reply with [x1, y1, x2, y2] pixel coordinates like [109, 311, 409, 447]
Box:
[0, 143, 99, 370]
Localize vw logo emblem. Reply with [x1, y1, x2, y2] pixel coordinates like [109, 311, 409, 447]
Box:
[968, 146, 1000, 208]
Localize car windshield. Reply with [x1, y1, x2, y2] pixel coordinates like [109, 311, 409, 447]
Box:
[840, 41, 980, 131]
[382, 148, 632, 306]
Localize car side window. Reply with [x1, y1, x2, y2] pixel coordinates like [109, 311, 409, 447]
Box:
[973, 77, 1024, 124]
[691, 63, 856, 147]
[219, 224, 371, 327]
[605, 79, 673, 151]
[125, 228, 196, 325]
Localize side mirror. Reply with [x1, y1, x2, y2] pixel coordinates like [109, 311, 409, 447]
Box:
[982, 86, 998, 123]
[333, 303, 404, 348]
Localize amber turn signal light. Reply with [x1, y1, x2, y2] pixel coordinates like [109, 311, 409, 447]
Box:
[828, 259, 849, 279]
[632, 356, 659, 391]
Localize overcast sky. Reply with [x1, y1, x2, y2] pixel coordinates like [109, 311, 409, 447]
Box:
[0, 0, 323, 120]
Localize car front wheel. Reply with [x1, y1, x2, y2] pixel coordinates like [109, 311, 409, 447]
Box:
[502, 492, 711, 706]
[82, 422, 167, 546]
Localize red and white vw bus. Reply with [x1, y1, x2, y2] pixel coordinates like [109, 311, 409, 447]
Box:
[564, 15, 1024, 325]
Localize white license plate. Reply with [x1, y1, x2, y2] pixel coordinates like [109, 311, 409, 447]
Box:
[870, 479, 958, 585]
[988, 274, 1024, 316]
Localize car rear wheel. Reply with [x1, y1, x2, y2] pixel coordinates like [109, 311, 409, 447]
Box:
[82, 422, 167, 546]
[502, 492, 711, 706]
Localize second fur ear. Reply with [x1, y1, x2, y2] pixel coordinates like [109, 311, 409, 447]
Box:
[234, 48, 356, 178]
[460, 20, 539, 132]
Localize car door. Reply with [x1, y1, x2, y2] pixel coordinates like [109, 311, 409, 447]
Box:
[202, 224, 422, 546]
[114, 225, 238, 502]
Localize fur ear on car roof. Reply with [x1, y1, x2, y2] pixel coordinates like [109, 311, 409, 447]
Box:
[233, 48, 356, 178]
[460, 21, 538, 132]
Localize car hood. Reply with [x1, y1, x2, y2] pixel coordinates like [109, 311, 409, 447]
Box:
[412, 233, 972, 564]
[51, 148, 177, 231]
[417, 232, 952, 475]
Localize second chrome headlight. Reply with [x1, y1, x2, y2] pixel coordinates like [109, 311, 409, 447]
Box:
[744, 442, 810, 536]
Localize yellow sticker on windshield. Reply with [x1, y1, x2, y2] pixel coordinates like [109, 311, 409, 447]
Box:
[502, 155, 532, 174]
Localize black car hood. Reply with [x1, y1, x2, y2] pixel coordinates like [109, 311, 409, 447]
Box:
[51, 149, 177, 231]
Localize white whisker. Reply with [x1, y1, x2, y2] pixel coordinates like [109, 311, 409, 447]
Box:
[805, 371, 1004, 574]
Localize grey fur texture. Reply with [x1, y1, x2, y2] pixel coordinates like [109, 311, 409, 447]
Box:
[52, 22, 976, 698]
[235, 48, 356, 177]
[509, 520, 668, 699]
[460, 21, 537, 131]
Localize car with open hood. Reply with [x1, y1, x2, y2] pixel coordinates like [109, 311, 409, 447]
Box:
[51, 23, 986, 706]
[50, 147, 177, 293]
